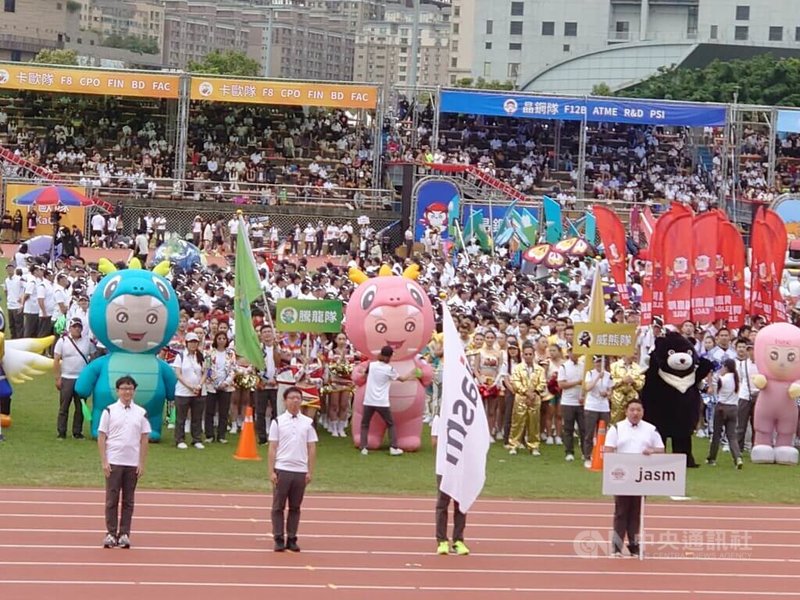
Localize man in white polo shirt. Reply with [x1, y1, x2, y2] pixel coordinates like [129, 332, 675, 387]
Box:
[604, 398, 665, 557]
[558, 345, 586, 462]
[268, 386, 318, 553]
[97, 375, 151, 549]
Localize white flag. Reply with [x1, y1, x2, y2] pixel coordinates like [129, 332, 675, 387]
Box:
[435, 304, 491, 513]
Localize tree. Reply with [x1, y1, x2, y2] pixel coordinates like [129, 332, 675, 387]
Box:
[187, 50, 261, 77]
[591, 82, 612, 96]
[102, 34, 159, 55]
[619, 54, 800, 106]
[32, 49, 78, 65]
[454, 77, 515, 91]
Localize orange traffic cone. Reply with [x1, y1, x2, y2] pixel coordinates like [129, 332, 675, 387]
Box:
[590, 420, 607, 472]
[234, 406, 261, 461]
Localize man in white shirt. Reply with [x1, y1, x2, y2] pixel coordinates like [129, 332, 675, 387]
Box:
[4, 264, 24, 339]
[22, 264, 43, 338]
[268, 386, 318, 553]
[733, 337, 759, 453]
[97, 375, 151, 549]
[54, 318, 96, 439]
[359, 345, 419, 456]
[604, 398, 665, 557]
[255, 325, 281, 445]
[558, 345, 586, 462]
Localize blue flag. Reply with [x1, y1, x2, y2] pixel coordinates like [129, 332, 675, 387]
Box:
[584, 212, 597, 245]
[543, 196, 563, 244]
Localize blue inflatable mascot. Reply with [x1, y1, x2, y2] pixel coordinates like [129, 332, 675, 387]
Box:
[75, 258, 179, 441]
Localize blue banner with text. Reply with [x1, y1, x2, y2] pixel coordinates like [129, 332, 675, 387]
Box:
[440, 90, 726, 127]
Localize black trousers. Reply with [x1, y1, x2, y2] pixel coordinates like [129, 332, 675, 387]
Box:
[737, 397, 756, 450]
[175, 395, 204, 445]
[36, 316, 53, 339]
[661, 433, 697, 467]
[255, 388, 278, 444]
[612, 495, 641, 553]
[204, 390, 231, 441]
[8, 308, 22, 339]
[271, 469, 307, 541]
[23, 313, 39, 339]
[57, 377, 83, 437]
[105, 465, 138, 536]
[561, 404, 586, 458]
[435, 475, 466, 543]
[502, 390, 514, 445]
[360, 405, 397, 449]
[583, 410, 611, 461]
[709, 404, 741, 462]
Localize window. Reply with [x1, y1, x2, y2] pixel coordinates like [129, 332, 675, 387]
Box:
[796, 26, 800, 41]
[564, 22, 577, 37]
[563, 44, 570, 51]
[4, 0, 16, 12]
[511, 1, 524, 16]
[542, 21, 554, 35]
[451, 57, 458, 68]
[10, 49, 21, 61]
[736, 5, 749, 20]
[710, 25, 718, 39]
[57, 2, 62, 8]
[510, 21, 523, 35]
[485, 41, 492, 49]
[509, 42, 522, 50]
[454, 6, 460, 17]
[687, 6, 698, 36]
[453, 23, 459, 34]
[735, 25, 748, 40]
[486, 20, 493, 34]
[451, 40, 458, 52]
[508, 62, 520, 79]
[615, 21, 630, 39]
[483, 61, 491, 77]
[769, 26, 783, 41]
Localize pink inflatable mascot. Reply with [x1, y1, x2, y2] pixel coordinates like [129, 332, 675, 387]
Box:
[751, 322, 800, 465]
[346, 264, 434, 451]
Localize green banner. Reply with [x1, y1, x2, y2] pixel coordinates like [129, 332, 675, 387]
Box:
[276, 299, 344, 333]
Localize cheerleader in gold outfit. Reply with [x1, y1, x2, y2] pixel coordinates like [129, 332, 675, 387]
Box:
[508, 342, 547, 455]
[609, 355, 645, 424]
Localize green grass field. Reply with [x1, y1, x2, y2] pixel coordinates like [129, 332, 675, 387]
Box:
[2, 372, 800, 503]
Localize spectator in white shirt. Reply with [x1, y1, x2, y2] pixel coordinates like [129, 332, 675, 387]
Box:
[582, 356, 612, 468]
[557, 345, 586, 462]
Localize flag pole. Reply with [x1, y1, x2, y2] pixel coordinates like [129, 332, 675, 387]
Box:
[488, 194, 495, 257]
[453, 219, 470, 267]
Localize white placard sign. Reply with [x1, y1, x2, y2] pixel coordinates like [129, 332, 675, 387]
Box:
[602, 453, 687, 497]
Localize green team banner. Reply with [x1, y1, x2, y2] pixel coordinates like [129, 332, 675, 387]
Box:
[275, 299, 343, 333]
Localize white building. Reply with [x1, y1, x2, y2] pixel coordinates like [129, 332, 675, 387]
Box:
[354, 1, 450, 87]
[449, 0, 800, 95]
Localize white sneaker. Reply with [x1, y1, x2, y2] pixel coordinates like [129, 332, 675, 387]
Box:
[584, 459, 593, 469]
[193, 442, 205, 450]
[545, 436, 554, 445]
[177, 442, 188, 449]
[509, 448, 517, 455]
[167, 423, 175, 430]
[389, 447, 404, 456]
[495, 430, 504, 441]
[696, 430, 707, 438]
[230, 423, 238, 435]
[532, 449, 541, 456]
[555, 436, 563, 445]
[360, 448, 368, 456]
[540, 432, 547, 442]
[565, 454, 575, 462]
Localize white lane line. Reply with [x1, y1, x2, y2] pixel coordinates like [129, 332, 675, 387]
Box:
[0, 544, 795, 563]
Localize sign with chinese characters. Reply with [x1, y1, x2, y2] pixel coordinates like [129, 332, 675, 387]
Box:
[4, 183, 86, 237]
[573, 322, 637, 357]
[0, 63, 179, 99]
[189, 76, 378, 109]
[276, 299, 343, 333]
[602, 453, 686, 497]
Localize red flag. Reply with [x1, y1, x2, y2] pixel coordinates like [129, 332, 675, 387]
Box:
[691, 212, 718, 324]
[764, 209, 788, 322]
[662, 213, 693, 325]
[641, 206, 656, 245]
[630, 205, 641, 246]
[593, 205, 630, 306]
[719, 220, 746, 328]
[750, 209, 773, 321]
[651, 208, 687, 318]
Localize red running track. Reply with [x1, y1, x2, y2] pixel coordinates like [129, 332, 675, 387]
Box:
[0, 488, 799, 600]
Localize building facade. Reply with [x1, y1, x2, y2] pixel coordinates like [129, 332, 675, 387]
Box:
[0, 0, 72, 62]
[449, 0, 800, 94]
[354, 1, 450, 86]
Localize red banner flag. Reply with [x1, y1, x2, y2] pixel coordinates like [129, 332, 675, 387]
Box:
[750, 209, 773, 321]
[719, 220, 746, 328]
[691, 212, 718, 324]
[651, 208, 687, 318]
[662, 213, 693, 325]
[764, 209, 788, 322]
[593, 205, 630, 306]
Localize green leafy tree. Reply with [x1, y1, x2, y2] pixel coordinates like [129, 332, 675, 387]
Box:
[31, 48, 78, 65]
[620, 54, 800, 106]
[454, 77, 515, 90]
[591, 82, 612, 96]
[187, 50, 261, 77]
[102, 34, 159, 55]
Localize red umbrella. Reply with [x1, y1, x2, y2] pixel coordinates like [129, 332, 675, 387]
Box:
[522, 244, 567, 269]
[12, 186, 94, 207]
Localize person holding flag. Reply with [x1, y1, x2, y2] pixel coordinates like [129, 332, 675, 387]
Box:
[434, 305, 491, 555]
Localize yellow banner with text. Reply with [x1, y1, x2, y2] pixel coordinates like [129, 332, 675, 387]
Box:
[189, 76, 377, 109]
[4, 183, 87, 238]
[0, 64, 179, 99]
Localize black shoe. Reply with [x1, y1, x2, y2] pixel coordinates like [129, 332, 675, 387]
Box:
[628, 544, 640, 557]
[73, 433, 85, 440]
[57, 434, 66, 440]
[274, 537, 286, 552]
[286, 538, 301, 552]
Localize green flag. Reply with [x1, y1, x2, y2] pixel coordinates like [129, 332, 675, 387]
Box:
[234, 217, 266, 371]
[462, 209, 490, 250]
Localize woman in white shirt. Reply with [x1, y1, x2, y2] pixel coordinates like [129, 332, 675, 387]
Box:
[706, 358, 743, 469]
[172, 333, 207, 450]
[582, 356, 613, 468]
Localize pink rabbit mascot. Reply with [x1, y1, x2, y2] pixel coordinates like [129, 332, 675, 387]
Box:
[751, 322, 800, 465]
[346, 264, 435, 451]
